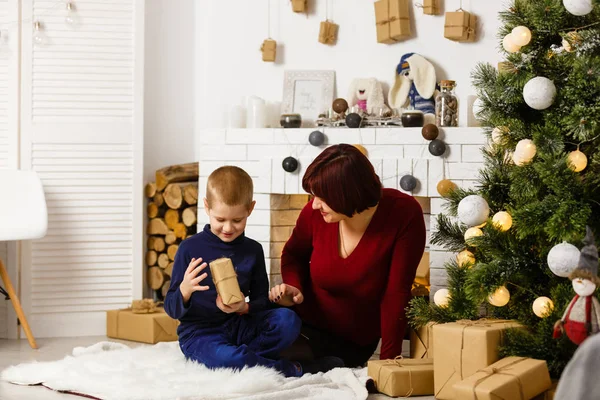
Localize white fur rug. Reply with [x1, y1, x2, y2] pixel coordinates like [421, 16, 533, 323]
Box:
[1, 341, 371, 400]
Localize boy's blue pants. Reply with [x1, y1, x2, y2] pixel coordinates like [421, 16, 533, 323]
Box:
[179, 308, 302, 377]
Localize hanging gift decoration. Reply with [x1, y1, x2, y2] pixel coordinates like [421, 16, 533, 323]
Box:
[319, 0, 338, 45]
[444, 2, 477, 42]
[282, 156, 299, 173]
[291, 0, 307, 13]
[562, 0, 594, 16]
[261, 1, 277, 62]
[400, 174, 418, 192]
[523, 77, 556, 110]
[458, 195, 490, 227]
[428, 139, 446, 156]
[567, 149, 588, 172]
[423, 0, 440, 15]
[374, 0, 411, 44]
[308, 130, 326, 146]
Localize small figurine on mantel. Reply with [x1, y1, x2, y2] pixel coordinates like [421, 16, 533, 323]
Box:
[347, 78, 385, 114]
[388, 53, 437, 120]
[554, 227, 600, 346]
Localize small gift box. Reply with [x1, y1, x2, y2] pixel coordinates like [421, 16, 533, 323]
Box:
[368, 357, 434, 397]
[291, 0, 306, 13]
[319, 20, 338, 45]
[106, 307, 178, 344]
[210, 257, 244, 305]
[374, 0, 411, 44]
[261, 39, 277, 62]
[453, 357, 552, 400]
[423, 0, 440, 15]
[444, 9, 477, 42]
[410, 321, 435, 359]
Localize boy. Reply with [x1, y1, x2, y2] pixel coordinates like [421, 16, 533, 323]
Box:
[164, 166, 342, 377]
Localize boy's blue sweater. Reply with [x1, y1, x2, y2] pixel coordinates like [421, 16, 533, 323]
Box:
[164, 224, 270, 339]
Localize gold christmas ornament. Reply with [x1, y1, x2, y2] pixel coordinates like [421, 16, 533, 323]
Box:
[437, 179, 458, 197]
[532, 296, 554, 318]
[492, 211, 513, 231]
[353, 144, 368, 157]
[511, 26, 532, 46]
[457, 250, 476, 266]
[434, 288, 451, 307]
[488, 286, 510, 307]
[464, 227, 484, 243]
[567, 149, 588, 172]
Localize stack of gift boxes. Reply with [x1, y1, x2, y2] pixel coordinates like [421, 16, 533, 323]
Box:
[368, 319, 556, 399]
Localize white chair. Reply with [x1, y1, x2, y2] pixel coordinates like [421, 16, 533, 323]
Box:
[0, 169, 48, 349]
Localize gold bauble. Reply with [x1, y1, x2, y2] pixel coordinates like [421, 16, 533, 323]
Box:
[567, 150, 587, 172]
[437, 179, 458, 197]
[457, 250, 476, 267]
[464, 227, 483, 244]
[492, 211, 513, 231]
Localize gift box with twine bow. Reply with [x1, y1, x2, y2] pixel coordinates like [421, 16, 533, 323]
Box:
[261, 39, 277, 62]
[368, 356, 434, 397]
[210, 257, 244, 305]
[374, 0, 411, 44]
[444, 9, 477, 42]
[106, 300, 178, 344]
[319, 20, 338, 45]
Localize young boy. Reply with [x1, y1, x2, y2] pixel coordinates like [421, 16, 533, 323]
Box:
[164, 166, 342, 377]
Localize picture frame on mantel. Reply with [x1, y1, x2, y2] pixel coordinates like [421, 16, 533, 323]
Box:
[282, 70, 335, 127]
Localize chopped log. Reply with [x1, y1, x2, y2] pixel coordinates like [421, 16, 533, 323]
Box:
[161, 280, 170, 298]
[165, 262, 174, 277]
[167, 244, 179, 261]
[174, 223, 187, 239]
[147, 202, 159, 219]
[158, 253, 170, 269]
[153, 192, 165, 207]
[163, 183, 183, 209]
[147, 266, 165, 290]
[145, 250, 158, 267]
[153, 237, 165, 252]
[182, 207, 197, 227]
[147, 236, 156, 250]
[165, 209, 180, 230]
[156, 162, 199, 191]
[183, 183, 199, 205]
[145, 182, 157, 198]
[165, 231, 177, 245]
[147, 218, 169, 235]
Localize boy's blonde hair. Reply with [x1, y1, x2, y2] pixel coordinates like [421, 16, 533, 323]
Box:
[206, 166, 254, 209]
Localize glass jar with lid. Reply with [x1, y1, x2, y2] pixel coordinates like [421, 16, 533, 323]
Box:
[435, 80, 458, 127]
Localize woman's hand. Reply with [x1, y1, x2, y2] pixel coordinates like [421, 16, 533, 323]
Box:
[179, 257, 209, 303]
[269, 283, 304, 307]
[216, 295, 248, 314]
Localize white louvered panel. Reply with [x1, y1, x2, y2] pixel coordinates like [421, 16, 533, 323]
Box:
[31, 0, 134, 123]
[30, 143, 134, 315]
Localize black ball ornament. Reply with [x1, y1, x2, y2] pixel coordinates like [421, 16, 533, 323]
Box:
[428, 139, 446, 156]
[345, 112, 363, 129]
[400, 175, 418, 191]
[282, 156, 299, 173]
[309, 130, 325, 146]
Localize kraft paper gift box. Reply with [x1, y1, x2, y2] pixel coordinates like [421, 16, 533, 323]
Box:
[433, 319, 522, 400]
[261, 39, 277, 62]
[533, 381, 558, 400]
[374, 0, 411, 44]
[368, 357, 434, 397]
[423, 0, 440, 15]
[319, 20, 338, 45]
[210, 257, 244, 305]
[444, 10, 477, 42]
[410, 322, 435, 359]
[453, 356, 552, 400]
[106, 307, 178, 344]
[291, 0, 306, 13]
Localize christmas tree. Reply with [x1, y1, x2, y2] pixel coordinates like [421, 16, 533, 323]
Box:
[409, 0, 600, 378]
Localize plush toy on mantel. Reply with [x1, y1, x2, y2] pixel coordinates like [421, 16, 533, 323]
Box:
[347, 78, 385, 114]
[554, 227, 600, 346]
[388, 53, 437, 117]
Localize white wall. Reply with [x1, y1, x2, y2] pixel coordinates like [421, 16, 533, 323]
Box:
[144, 0, 196, 182]
[195, 0, 506, 129]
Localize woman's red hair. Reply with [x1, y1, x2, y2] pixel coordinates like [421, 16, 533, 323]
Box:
[302, 144, 382, 217]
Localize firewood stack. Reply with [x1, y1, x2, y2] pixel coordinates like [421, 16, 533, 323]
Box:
[145, 162, 199, 299]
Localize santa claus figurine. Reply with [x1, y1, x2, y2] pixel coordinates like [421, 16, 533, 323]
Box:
[554, 227, 600, 345]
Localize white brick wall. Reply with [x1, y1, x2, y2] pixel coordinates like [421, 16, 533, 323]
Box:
[197, 127, 487, 295]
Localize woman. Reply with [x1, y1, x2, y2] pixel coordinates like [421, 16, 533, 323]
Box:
[269, 144, 426, 367]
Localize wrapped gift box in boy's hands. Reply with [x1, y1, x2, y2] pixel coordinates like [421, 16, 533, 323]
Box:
[210, 257, 244, 305]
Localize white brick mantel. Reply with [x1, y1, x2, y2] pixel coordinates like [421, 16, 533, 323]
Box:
[196, 127, 487, 295]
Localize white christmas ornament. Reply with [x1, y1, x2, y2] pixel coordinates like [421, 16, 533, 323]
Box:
[533, 297, 554, 318]
[511, 26, 532, 46]
[523, 77, 557, 110]
[472, 98, 485, 120]
[434, 288, 451, 307]
[514, 139, 537, 165]
[563, 0, 593, 16]
[458, 195, 490, 227]
[502, 34, 521, 53]
[547, 241, 580, 277]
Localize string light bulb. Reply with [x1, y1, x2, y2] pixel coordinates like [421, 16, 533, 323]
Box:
[511, 26, 532, 46]
[492, 211, 513, 231]
[513, 139, 537, 166]
[532, 297, 554, 318]
[488, 286, 510, 307]
[503, 34, 521, 53]
[464, 227, 483, 244]
[434, 289, 451, 308]
[65, 2, 79, 27]
[567, 149, 588, 172]
[32, 21, 48, 46]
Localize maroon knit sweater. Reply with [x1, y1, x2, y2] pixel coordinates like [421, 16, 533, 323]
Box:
[281, 188, 426, 359]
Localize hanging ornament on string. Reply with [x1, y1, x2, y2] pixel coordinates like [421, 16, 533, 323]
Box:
[548, 241, 581, 277]
[488, 286, 510, 307]
[436, 158, 457, 197]
[282, 156, 299, 173]
[533, 297, 554, 318]
[523, 77, 556, 110]
[318, 0, 338, 45]
[492, 211, 513, 231]
[429, 139, 446, 156]
[562, 0, 594, 16]
[261, 1, 277, 62]
[568, 148, 587, 172]
[458, 195, 490, 227]
[434, 288, 450, 307]
[422, 124, 439, 140]
[308, 130, 325, 146]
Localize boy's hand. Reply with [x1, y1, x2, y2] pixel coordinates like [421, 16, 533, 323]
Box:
[180, 257, 209, 304]
[269, 283, 304, 307]
[216, 295, 248, 314]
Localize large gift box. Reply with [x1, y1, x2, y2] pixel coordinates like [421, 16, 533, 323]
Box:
[453, 357, 552, 400]
[423, 0, 440, 15]
[374, 0, 411, 44]
[444, 10, 477, 42]
[368, 357, 434, 397]
[410, 322, 435, 359]
[319, 20, 338, 45]
[106, 307, 178, 344]
[433, 319, 522, 400]
[210, 257, 244, 305]
[261, 39, 277, 62]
